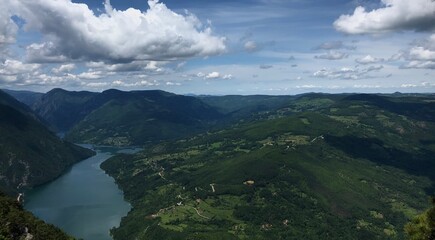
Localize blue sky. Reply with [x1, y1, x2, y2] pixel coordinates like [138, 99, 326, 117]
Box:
[0, 0, 434, 94]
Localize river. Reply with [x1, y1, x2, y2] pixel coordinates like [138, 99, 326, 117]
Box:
[24, 145, 140, 240]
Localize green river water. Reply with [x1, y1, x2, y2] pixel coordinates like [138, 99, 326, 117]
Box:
[24, 146, 139, 240]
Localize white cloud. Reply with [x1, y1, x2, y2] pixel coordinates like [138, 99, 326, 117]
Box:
[112, 79, 158, 87]
[86, 60, 167, 73]
[401, 34, 435, 69]
[26, 42, 68, 63]
[85, 82, 109, 88]
[408, 47, 435, 61]
[313, 65, 384, 80]
[145, 61, 164, 72]
[315, 51, 348, 60]
[334, 0, 435, 34]
[401, 84, 418, 88]
[0, 59, 40, 83]
[0, 1, 18, 47]
[355, 55, 384, 64]
[222, 74, 233, 80]
[205, 71, 221, 79]
[0, 60, 40, 75]
[244, 41, 258, 52]
[199, 71, 233, 80]
[15, 0, 226, 63]
[77, 71, 105, 80]
[166, 81, 181, 86]
[353, 84, 381, 89]
[295, 84, 320, 89]
[402, 60, 435, 69]
[52, 64, 75, 74]
[33, 73, 68, 85]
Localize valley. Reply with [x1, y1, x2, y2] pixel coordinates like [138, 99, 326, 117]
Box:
[1, 88, 434, 239]
[2, 1, 434, 239]
[25, 146, 139, 240]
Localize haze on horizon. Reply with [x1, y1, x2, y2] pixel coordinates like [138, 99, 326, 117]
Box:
[0, 0, 434, 95]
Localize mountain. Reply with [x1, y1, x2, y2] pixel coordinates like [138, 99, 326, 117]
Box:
[0, 90, 95, 194]
[32, 88, 98, 132]
[101, 93, 435, 239]
[0, 191, 74, 240]
[2, 89, 44, 107]
[199, 95, 296, 114]
[31, 88, 223, 146]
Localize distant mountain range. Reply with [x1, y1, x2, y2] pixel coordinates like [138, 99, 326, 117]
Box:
[12, 88, 221, 145]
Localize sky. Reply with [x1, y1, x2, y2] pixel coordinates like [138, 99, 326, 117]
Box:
[0, 0, 434, 95]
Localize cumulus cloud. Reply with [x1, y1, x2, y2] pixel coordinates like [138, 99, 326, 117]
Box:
[0, 60, 40, 83]
[334, 0, 435, 34]
[222, 74, 233, 80]
[401, 34, 435, 69]
[14, 0, 226, 63]
[315, 51, 349, 60]
[355, 55, 385, 64]
[166, 81, 181, 86]
[0, 0, 18, 47]
[313, 65, 384, 80]
[112, 79, 159, 87]
[295, 85, 320, 89]
[86, 60, 166, 73]
[402, 60, 435, 69]
[196, 72, 206, 78]
[198, 71, 232, 80]
[353, 84, 381, 89]
[85, 82, 109, 88]
[205, 72, 221, 79]
[52, 64, 75, 74]
[77, 71, 105, 80]
[26, 42, 69, 63]
[244, 41, 258, 52]
[408, 46, 435, 61]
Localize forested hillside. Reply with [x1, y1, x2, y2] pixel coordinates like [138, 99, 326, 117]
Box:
[0, 90, 94, 194]
[0, 191, 75, 240]
[102, 93, 435, 239]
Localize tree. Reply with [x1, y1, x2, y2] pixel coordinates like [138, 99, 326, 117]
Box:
[405, 197, 435, 240]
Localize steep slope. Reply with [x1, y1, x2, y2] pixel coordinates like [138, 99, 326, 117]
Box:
[0, 90, 95, 194]
[66, 89, 222, 145]
[0, 191, 74, 240]
[32, 88, 98, 132]
[2, 89, 44, 107]
[102, 94, 435, 239]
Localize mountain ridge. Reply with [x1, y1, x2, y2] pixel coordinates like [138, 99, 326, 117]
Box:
[0, 90, 95, 194]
